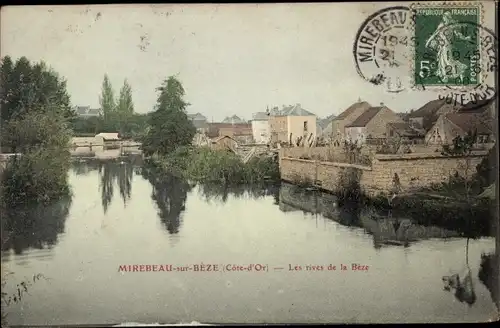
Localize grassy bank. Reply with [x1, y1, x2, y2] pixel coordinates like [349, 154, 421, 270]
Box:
[148, 146, 280, 185]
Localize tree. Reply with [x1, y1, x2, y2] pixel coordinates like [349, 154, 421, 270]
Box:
[142, 76, 196, 156]
[117, 79, 134, 116]
[116, 79, 134, 134]
[99, 74, 116, 121]
[0, 56, 73, 207]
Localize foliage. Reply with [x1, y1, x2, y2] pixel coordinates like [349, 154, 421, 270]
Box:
[0, 56, 73, 208]
[99, 74, 116, 120]
[152, 146, 280, 185]
[117, 79, 134, 116]
[141, 76, 196, 156]
[70, 113, 150, 140]
[440, 129, 480, 199]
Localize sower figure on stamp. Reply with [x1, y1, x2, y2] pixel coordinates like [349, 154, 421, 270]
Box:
[425, 11, 471, 83]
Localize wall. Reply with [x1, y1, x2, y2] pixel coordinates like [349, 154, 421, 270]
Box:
[365, 107, 404, 139]
[251, 119, 270, 144]
[287, 115, 317, 145]
[269, 116, 288, 143]
[279, 150, 488, 196]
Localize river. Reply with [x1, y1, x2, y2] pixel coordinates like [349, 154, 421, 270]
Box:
[1, 157, 498, 325]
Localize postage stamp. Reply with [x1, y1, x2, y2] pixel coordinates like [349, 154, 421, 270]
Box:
[411, 2, 484, 89]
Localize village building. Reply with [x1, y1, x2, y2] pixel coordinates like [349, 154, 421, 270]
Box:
[222, 115, 246, 124]
[425, 111, 494, 147]
[344, 105, 403, 144]
[210, 135, 238, 153]
[386, 122, 426, 144]
[407, 99, 460, 131]
[250, 112, 270, 144]
[269, 103, 317, 145]
[324, 101, 372, 142]
[73, 106, 102, 118]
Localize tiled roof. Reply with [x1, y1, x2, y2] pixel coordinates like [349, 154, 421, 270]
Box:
[408, 99, 460, 118]
[346, 106, 383, 128]
[280, 104, 315, 116]
[188, 112, 207, 121]
[222, 115, 245, 124]
[387, 122, 425, 137]
[334, 101, 371, 121]
[458, 99, 493, 113]
[445, 112, 492, 135]
[252, 112, 269, 121]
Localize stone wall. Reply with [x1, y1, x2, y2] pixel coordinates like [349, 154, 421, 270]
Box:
[280, 150, 489, 197]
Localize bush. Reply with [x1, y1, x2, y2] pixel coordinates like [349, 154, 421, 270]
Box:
[153, 146, 280, 185]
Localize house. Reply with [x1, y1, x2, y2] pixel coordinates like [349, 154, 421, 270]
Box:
[74, 106, 102, 118]
[324, 101, 372, 141]
[425, 111, 494, 146]
[407, 99, 460, 131]
[222, 115, 246, 124]
[269, 103, 317, 145]
[386, 122, 426, 143]
[210, 136, 237, 153]
[95, 132, 121, 147]
[344, 105, 404, 144]
[207, 123, 253, 140]
[250, 112, 270, 144]
[317, 114, 337, 137]
[188, 113, 209, 133]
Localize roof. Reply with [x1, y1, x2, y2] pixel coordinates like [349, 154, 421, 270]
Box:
[188, 113, 207, 121]
[444, 112, 492, 135]
[222, 115, 245, 124]
[252, 112, 270, 121]
[192, 120, 208, 129]
[333, 101, 371, 121]
[387, 122, 426, 137]
[279, 104, 315, 116]
[345, 106, 383, 128]
[96, 132, 120, 140]
[458, 99, 493, 113]
[408, 99, 460, 118]
[318, 114, 337, 129]
[212, 136, 237, 143]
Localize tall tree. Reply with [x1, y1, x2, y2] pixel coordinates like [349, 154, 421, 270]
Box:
[99, 74, 116, 120]
[142, 76, 196, 156]
[117, 79, 134, 116]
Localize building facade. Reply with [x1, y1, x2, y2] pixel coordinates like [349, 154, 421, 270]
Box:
[251, 112, 270, 144]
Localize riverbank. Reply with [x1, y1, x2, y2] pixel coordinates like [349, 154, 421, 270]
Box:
[147, 146, 280, 185]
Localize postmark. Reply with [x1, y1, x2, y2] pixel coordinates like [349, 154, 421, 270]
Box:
[411, 2, 484, 89]
[353, 6, 413, 93]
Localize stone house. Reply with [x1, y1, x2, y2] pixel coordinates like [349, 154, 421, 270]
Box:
[269, 103, 317, 145]
[386, 122, 426, 144]
[345, 105, 404, 144]
[407, 99, 460, 131]
[425, 111, 494, 146]
[250, 112, 270, 144]
[210, 136, 238, 152]
[324, 101, 372, 141]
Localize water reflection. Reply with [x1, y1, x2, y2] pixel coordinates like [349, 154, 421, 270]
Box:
[1, 195, 72, 255]
[140, 166, 192, 235]
[277, 182, 489, 249]
[71, 156, 142, 213]
[198, 183, 280, 205]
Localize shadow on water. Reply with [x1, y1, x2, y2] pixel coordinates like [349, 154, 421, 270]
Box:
[278, 181, 499, 311]
[197, 182, 280, 205]
[1, 194, 72, 255]
[70, 155, 143, 213]
[140, 165, 192, 235]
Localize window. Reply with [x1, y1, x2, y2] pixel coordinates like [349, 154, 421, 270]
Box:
[303, 121, 308, 132]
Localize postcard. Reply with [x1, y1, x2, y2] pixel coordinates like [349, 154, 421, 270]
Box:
[1, 2, 498, 326]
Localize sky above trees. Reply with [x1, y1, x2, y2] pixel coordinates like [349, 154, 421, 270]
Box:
[1, 3, 496, 121]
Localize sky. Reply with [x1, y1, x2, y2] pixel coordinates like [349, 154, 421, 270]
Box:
[1, 3, 496, 121]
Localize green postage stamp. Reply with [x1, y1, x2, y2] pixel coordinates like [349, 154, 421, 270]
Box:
[412, 2, 483, 88]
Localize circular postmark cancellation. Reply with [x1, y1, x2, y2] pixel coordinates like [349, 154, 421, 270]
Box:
[411, 4, 498, 107]
[353, 6, 413, 93]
